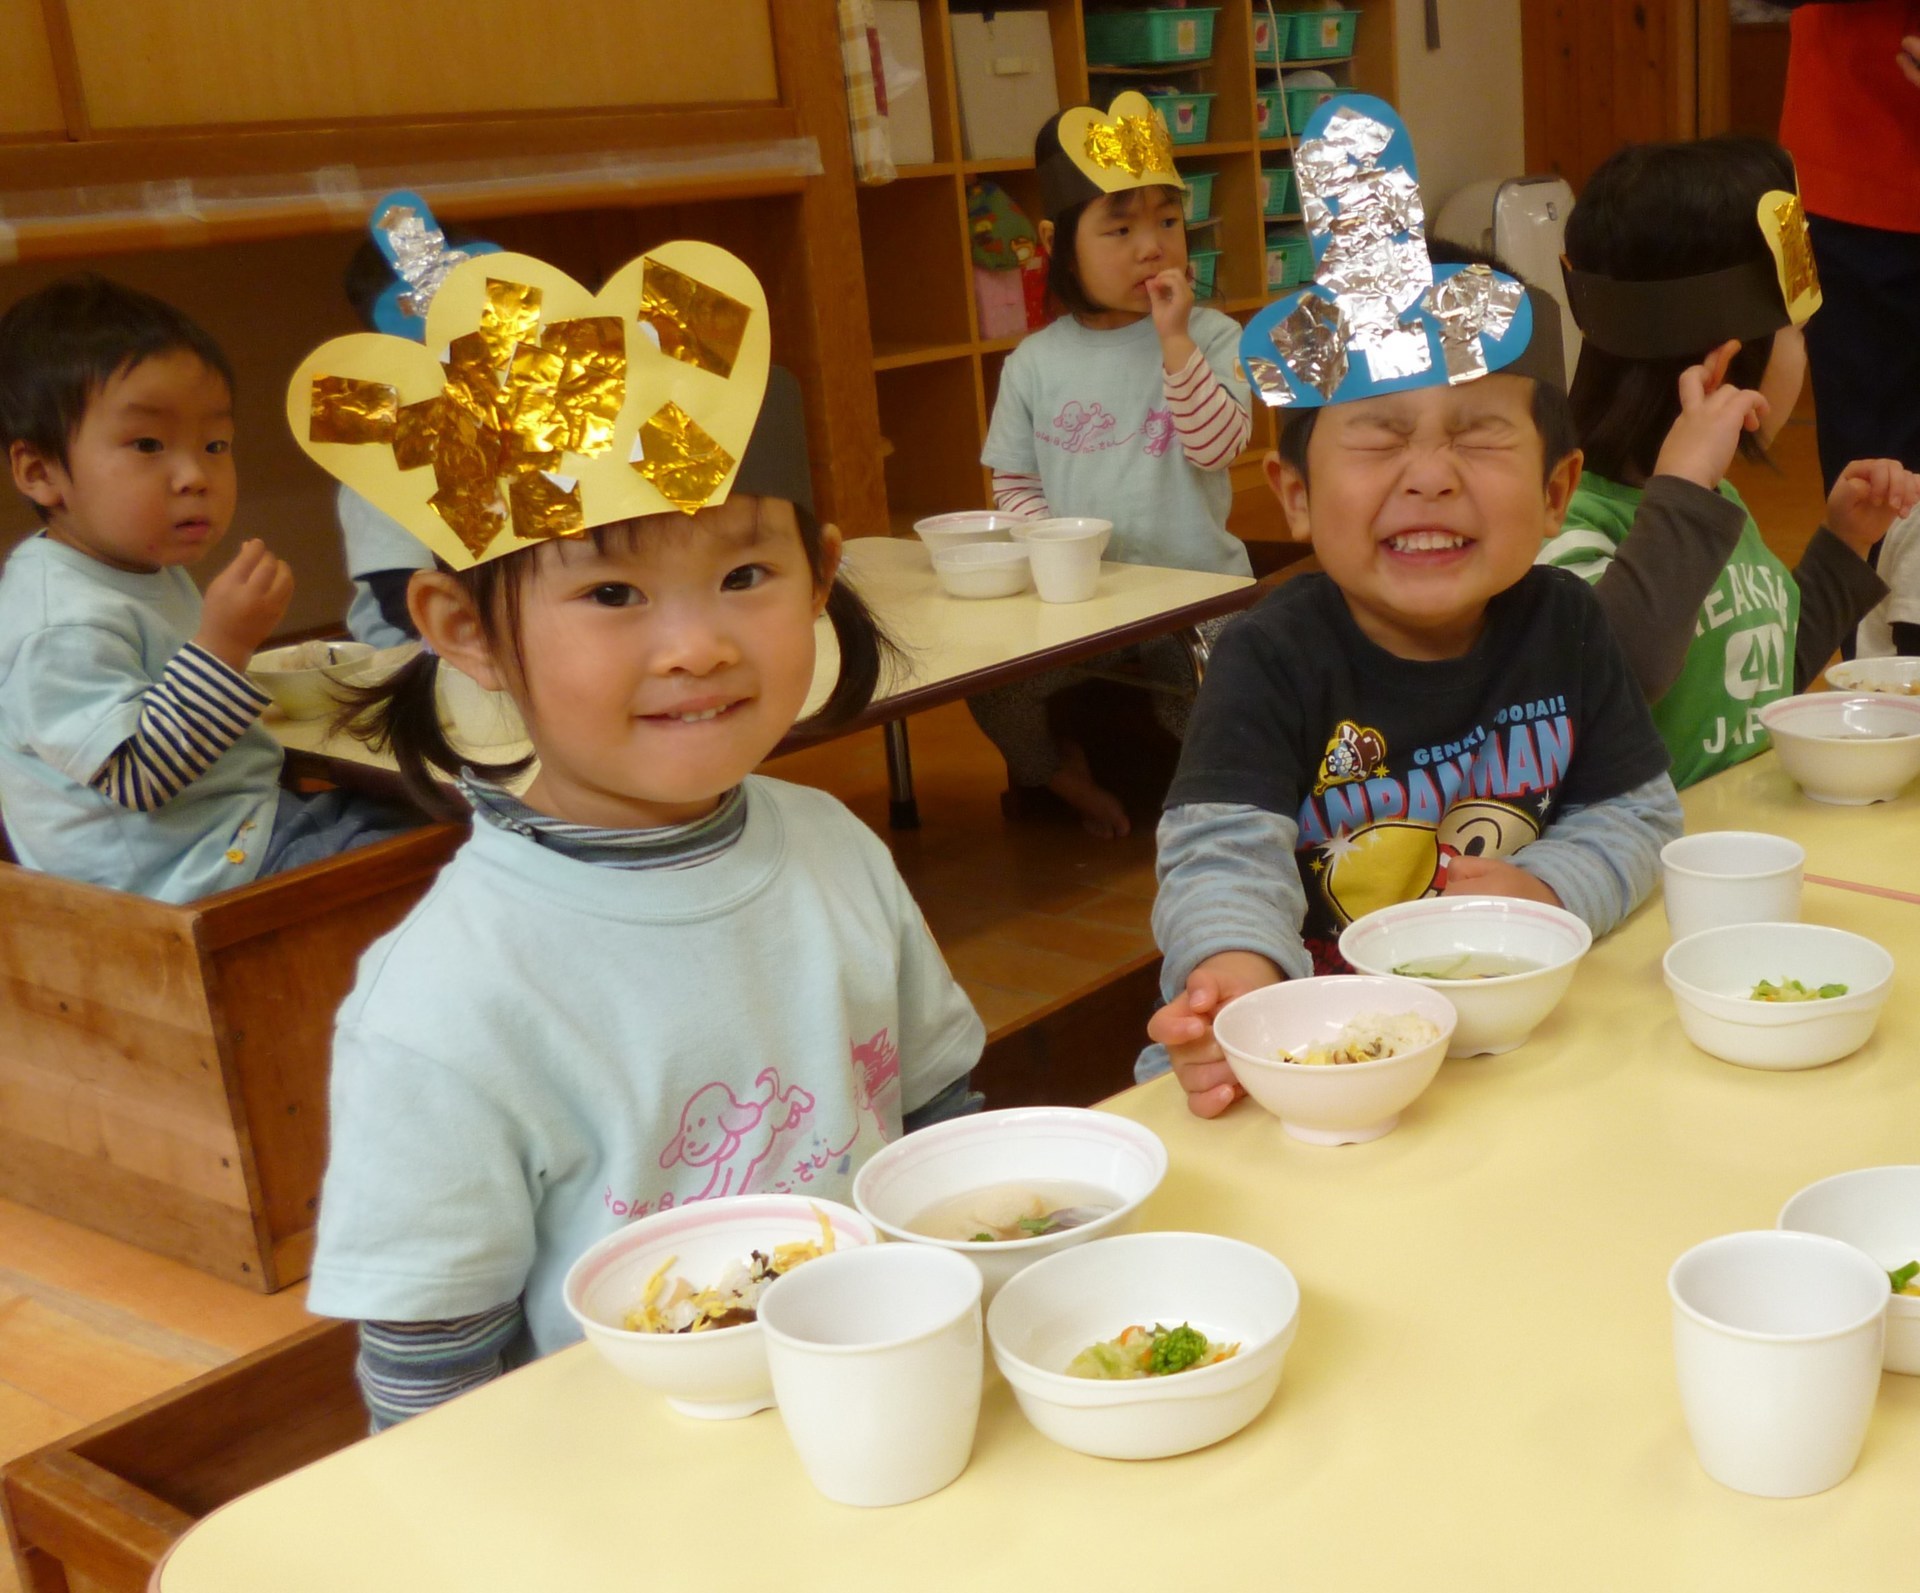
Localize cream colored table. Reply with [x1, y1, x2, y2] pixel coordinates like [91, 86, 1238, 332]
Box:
[155, 881, 1920, 1591]
[1682, 750, 1920, 901]
[276, 536, 1258, 827]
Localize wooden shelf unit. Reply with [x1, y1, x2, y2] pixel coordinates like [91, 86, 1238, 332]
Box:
[857, 1, 1397, 529]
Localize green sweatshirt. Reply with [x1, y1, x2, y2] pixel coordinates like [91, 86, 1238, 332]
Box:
[1540, 473, 1797, 788]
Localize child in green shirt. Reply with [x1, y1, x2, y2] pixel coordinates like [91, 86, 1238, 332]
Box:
[1543, 136, 1920, 787]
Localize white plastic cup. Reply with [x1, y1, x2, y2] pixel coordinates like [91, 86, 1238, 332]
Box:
[1024, 523, 1105, 603]
[758, 1244, 984, 1507]
[1660, 831, 1804, 942]
[1668, 1230, 1888, 1497]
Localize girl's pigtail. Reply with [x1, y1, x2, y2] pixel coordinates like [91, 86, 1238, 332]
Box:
[808, 575, 899, 730]
[332, 653, 532, 819]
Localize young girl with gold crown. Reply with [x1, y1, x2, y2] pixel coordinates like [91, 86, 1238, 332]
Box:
[972, 93, 1254, 839]
[291, 240, 982, 1428]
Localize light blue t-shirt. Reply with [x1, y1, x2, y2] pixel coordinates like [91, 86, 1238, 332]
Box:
[0, 535, 283, 901]
[981, 307, 1253, 577]
[306, 776, 985, 1357]
[337, 485, 431, 649]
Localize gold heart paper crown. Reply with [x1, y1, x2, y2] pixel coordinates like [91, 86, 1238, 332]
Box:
[1038, 91, 1186, 222]
[289, 240, 771, 570]
[1562, 183, 1822, 361]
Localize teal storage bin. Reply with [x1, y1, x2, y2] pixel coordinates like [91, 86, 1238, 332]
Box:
[1190, 247, 1223, 299]
[1147, 90, 1216, 144]
[1279, 83, 1365, 133]
[1284, 8, 1360, 60]
[1260, 163, 1297, 218]
[1265, 228, 1313, 292]
[1084, 7, 1219, 65]
[1182, 170, 1217, 224]
[1255, 86, 1285, 140]
[1251, 11, 1284, 63]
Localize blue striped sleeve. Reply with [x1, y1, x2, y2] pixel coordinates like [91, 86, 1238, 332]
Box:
[89, 642, 269, 811]
[1513, 773, 1684, 936]
[356, 1300, 524, 1433]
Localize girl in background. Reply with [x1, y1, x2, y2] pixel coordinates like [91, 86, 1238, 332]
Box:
[977, 94, 1253, 837]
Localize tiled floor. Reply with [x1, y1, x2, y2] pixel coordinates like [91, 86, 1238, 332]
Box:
[0, 407, 1837, 1592]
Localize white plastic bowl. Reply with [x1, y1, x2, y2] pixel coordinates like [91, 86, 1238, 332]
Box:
[1779, 1166, 1920, 1375]
[1211, 975, 1456, 1144]
[562, 1195, 878, 1419]
[1758, 692, 1920, 804]
[987, 1231, 1299, 1460]
[912, 511, 1025, 557]
[1662, 922, 1894, 1070]
[851, 1107, 1166, 1304]
[1010, 516, 1113, 560]
[246, 640, 376, 719]
[1826, 657, 1920, 696]
[931, 541, 1033, 599]
[1338, 896, 1592, 1057]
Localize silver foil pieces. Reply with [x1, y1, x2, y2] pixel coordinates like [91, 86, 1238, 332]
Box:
[375, 202, 474, 321]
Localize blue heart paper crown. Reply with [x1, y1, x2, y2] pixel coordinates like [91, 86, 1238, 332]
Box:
[1238, 96, 1562, 409]
[366, 190, 505, 342]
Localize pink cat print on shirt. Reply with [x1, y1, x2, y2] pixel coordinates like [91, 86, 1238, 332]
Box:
[658, 1067, 817, 1200]
[1140, 407, 1174, 457]
[1039, 399, 1169, 457]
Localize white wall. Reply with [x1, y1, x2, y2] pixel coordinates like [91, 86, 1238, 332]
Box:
[1392, 0, 1527, 218]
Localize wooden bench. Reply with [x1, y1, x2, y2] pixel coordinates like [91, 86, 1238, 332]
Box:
[2, 1321, 362, 1593]
[0, 822, 463, 1292]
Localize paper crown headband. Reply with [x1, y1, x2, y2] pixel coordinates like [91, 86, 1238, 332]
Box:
[289, 239, 787, 571]
[1038, 91, 1187, 222]
[1561, 184, 1822, 361]
[364, 191, 504, 342]
[1238, 96, 1563, 409]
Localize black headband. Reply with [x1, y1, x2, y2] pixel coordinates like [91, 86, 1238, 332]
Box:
[732, 365, 814, 520]
[1506, 285, 1567, 392]
[1561, 256, 1789, 361]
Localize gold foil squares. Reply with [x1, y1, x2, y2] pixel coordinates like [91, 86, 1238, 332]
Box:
[1082, 113, 1175, 180]
[309, 376, 397, 445]
[477, 278, 544, 369]
[640, 260, 751, 378]
[633, 401, 736, 513]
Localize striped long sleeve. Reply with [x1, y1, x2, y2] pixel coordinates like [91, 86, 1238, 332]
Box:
[991, 471, 1051, 519]
[356, 1300, 524, 1432]
[1511, 772, 1684, 935]
[1162, 345, 1252, 470]
[88, 642, 270, 812]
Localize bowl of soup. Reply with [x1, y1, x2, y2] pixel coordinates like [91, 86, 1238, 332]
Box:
[246, 639, 376, 720]
[1338, 895, 1593, 1056]
[1758, 692, 1920, 805]
[1825, 658, 1920, 697]
[851, 1107, 1167, 1304]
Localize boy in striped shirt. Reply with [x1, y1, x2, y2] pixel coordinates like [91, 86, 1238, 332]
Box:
[0, 275, 410, 902]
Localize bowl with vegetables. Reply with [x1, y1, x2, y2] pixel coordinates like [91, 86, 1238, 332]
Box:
[851, 1107, 1167, 1305]
[1662, 922, 1894, 1070]
[562, 1195, 878, 1419]
[1757, 692, 1920, 805]
[1779, 1166, 1920, 1374]
[1210, 974, 1456, 1144]
[1337, 896, 1592, 1057]
[986, 1231, 1300, 1460]
[1825, 657, 1920, 697]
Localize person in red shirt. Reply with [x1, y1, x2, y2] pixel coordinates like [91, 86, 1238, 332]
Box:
[1780, 3, 1920, 490]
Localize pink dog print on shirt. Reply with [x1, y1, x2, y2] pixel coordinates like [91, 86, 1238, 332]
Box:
[658, 1067, 817, 1200]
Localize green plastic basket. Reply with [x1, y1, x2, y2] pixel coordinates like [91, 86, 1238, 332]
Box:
[1182, 170, 1217, 224]
[1147, 90, 1216, 144]
[1190, 247, 1223, 299]
[1265, 229, 1313, 292]
[1284, 8, 1359, 60]
[1251, 11, 1284, 63]
[1084, 7, 1219, 66]
[1259, 163, 1297, 218]
[1255, 87, 1285, 140]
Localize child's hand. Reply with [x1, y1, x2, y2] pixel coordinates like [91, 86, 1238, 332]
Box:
[1146, 950, 1282, 1119]
[1653, 340, 1770, 492]
[1442, 855, 1563, 908]
[196, 539, 294, 671]
[1148, 267, 1196, 365]
[1827, 459, 1920, 557]
[1899, 34, 1920, 89]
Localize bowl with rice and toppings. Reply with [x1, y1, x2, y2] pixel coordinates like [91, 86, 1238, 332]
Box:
[563, 1195, 878, 1419]
[1211, 974, 1456, 1144]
